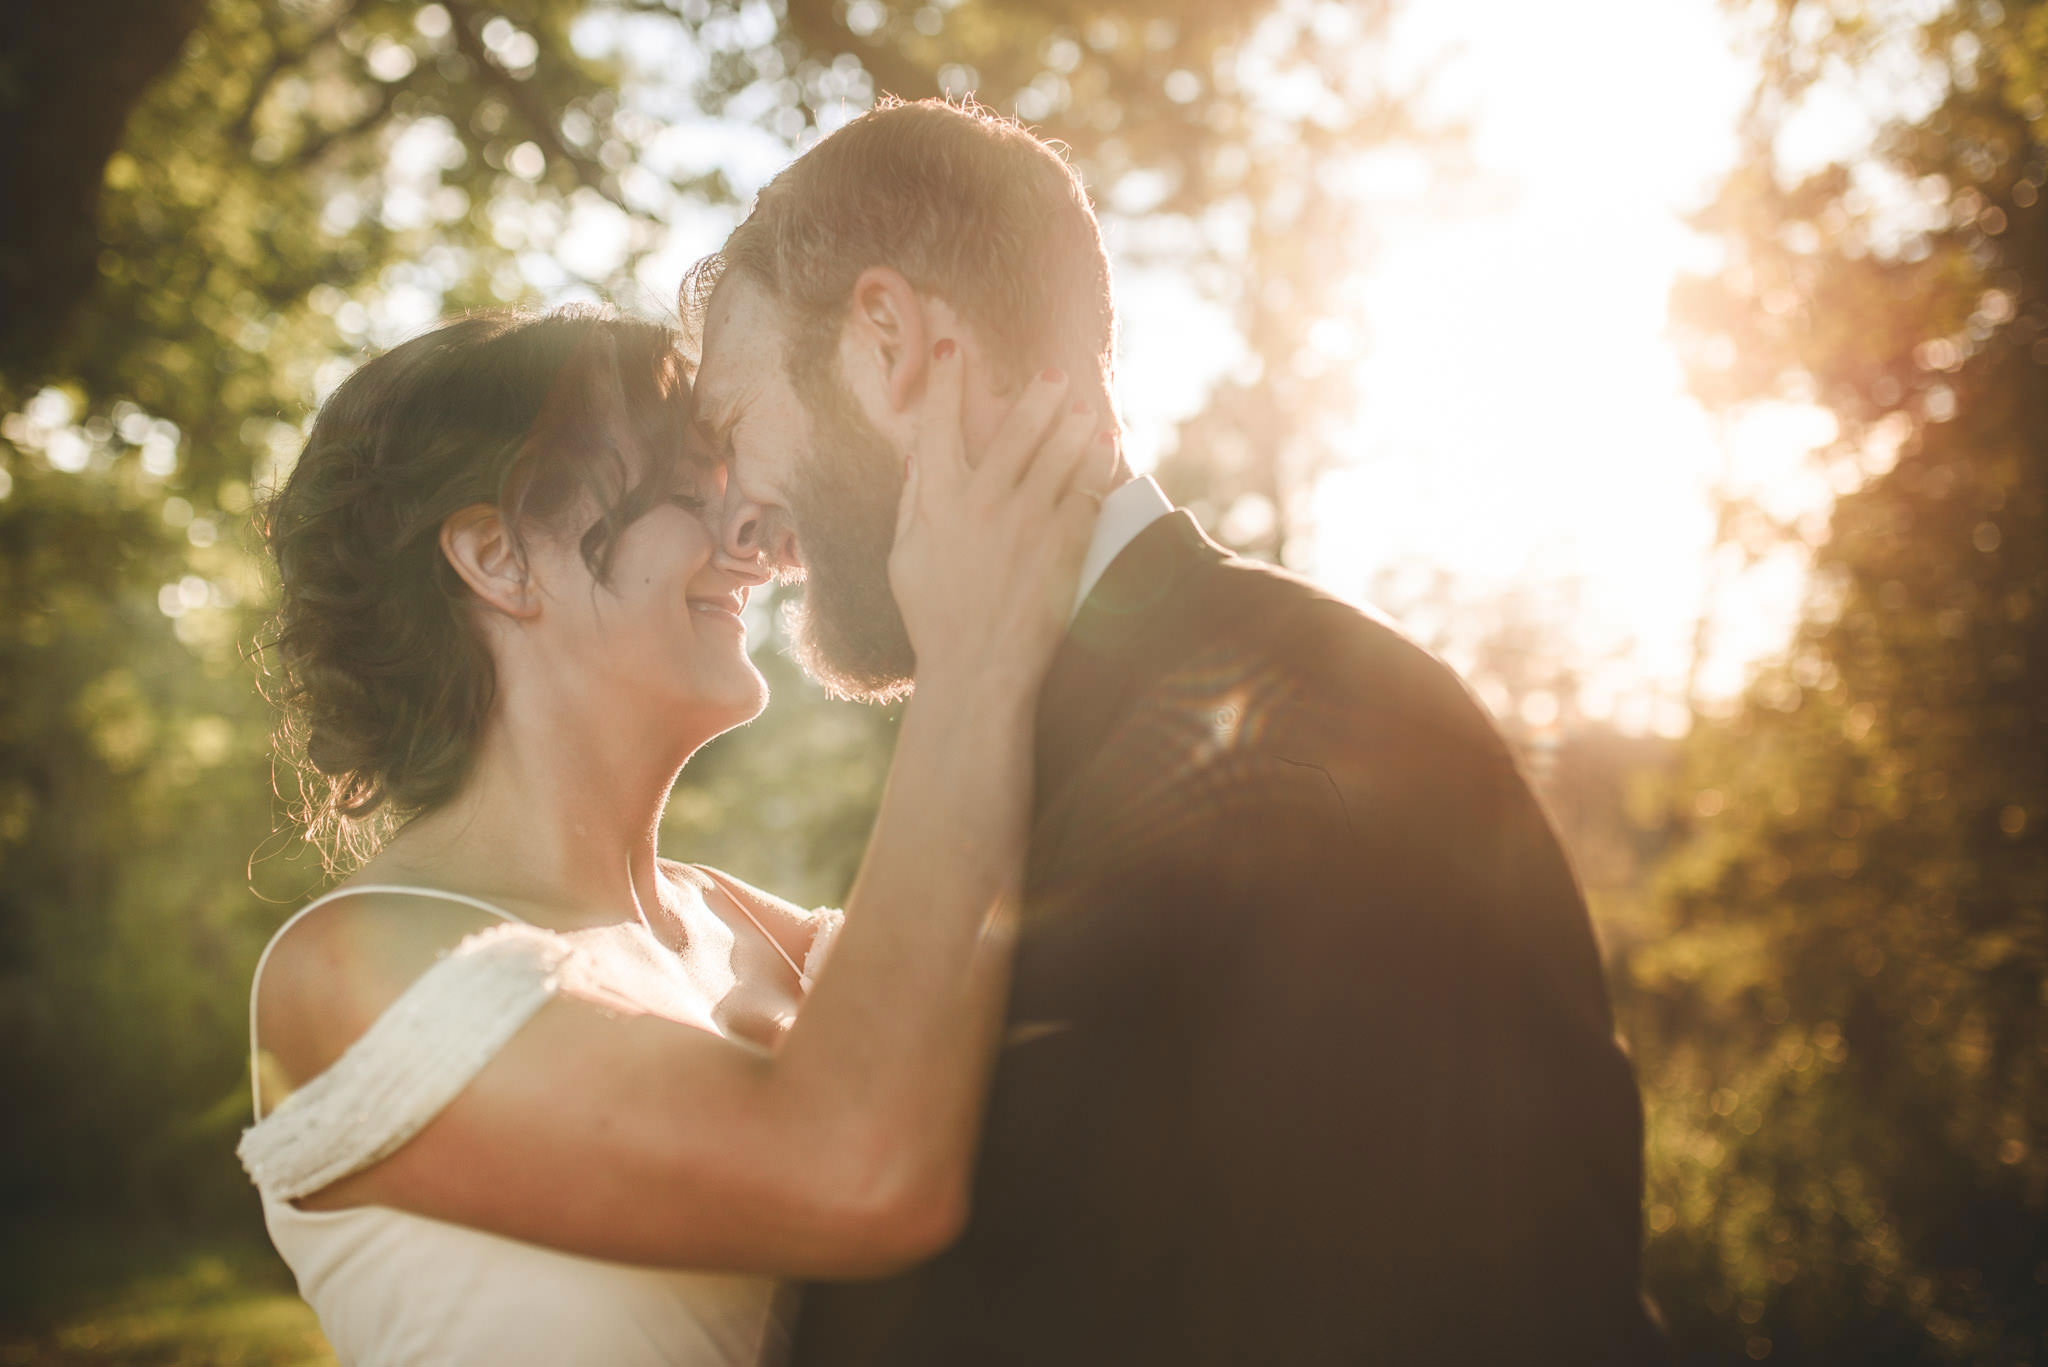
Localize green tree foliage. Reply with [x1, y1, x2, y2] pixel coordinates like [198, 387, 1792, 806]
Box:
[1, 0, 1440, 1242]
[1643, 2, 2048, 1359]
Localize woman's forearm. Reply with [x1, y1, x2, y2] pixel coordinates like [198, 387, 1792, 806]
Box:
[707, 355, 1102, 1272]
[763, 669, 1037, 1262]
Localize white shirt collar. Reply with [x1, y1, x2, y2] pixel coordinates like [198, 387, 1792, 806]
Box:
[1071, 475, 1175, 620]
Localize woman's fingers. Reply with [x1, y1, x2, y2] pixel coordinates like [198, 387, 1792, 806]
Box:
[1037, 484, 1103, 614]
[893, 445, 923, 548]
[1018, 399, 1103, 511]
[1078, 426, 1120, 501]
[1054, 483, 1101, 558]
[975, 367, 1073, 492]
[886, 349, 1118, 694]
[909, 339, 968, 509]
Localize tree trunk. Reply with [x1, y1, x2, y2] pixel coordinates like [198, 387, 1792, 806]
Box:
[0, 0, 210, 387]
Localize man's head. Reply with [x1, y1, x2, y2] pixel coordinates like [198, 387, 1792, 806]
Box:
[686, 97, 1117, 701]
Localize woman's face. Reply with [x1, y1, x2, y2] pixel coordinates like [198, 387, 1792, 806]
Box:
[523, 434, 771, 744]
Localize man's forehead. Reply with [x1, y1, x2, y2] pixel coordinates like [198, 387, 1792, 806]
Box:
[704, 275, 792, 363]
[696, 276, 789, 417]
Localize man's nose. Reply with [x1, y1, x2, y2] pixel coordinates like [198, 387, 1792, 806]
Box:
[717, 547, 773, 588]
[720, 493, 796, 570]
[721, 493, 768, 562]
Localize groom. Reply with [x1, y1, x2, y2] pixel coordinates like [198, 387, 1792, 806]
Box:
[688, 97, 1669, 1365]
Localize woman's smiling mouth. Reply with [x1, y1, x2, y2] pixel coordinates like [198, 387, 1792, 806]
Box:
[687, 587, 749, 626]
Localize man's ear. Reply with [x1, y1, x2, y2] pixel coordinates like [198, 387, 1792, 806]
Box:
[439, 504, 541, 619]
[843, 266, 934, 414]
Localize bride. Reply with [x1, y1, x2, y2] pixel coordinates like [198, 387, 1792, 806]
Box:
[239, 306, 1107, 1364]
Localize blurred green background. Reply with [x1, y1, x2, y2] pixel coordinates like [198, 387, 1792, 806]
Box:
[2, 0, 2044, 1362]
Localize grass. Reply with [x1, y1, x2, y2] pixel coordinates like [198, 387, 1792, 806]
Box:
[0, 1226, 334, 1367]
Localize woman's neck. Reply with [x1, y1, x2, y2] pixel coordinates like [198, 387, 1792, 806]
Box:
[370, 684, 718, 931]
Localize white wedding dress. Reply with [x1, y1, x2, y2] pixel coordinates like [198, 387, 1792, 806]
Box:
[239, 883, 841, 1367]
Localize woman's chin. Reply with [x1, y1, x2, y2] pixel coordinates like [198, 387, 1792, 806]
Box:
[703, 670, 770, 729]
[651, 662, 769, 743]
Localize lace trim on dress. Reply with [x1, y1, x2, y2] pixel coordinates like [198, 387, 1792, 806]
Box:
[238, 923, 577, 1202]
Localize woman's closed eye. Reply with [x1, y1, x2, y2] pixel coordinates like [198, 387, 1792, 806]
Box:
[667, 456, 728, 514]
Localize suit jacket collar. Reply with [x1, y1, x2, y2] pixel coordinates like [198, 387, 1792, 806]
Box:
[1032, 509, 1232, 823]
[1069, 475, 1174, 619]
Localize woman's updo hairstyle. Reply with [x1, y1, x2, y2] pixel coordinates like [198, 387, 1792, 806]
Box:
[264, 307, 692, 868]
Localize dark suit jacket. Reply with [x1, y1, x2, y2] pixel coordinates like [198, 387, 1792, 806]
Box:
[793, 510, 1668, 1365]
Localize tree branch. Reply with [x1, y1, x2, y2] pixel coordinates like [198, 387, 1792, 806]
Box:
[287, 79, 405, 169]
[224, 2, 359, 152]
[442, 0, 638, 218]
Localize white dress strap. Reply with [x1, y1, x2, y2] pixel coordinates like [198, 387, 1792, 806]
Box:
[690, 864, 845, 993]
[239, 920, 576, 1201]
[247, 884, 529, 1118]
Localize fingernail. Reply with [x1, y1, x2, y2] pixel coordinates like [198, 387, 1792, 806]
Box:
[933, 339, 955, 360]
[1098, 430, 1116, 444]
[1041, 366, 1065, 384]
[1071, 399, 1090, 415]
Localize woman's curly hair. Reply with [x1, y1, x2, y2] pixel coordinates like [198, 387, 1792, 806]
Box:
[262, 308, 692, 870]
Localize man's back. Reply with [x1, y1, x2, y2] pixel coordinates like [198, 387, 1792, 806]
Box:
[794, 511, 1667, 1365]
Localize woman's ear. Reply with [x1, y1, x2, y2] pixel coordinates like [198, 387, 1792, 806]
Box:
[440, 504, 541, 619]
[843, 266, 933, 414]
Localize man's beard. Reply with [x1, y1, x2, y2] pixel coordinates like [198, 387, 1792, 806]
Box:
[783, 374, 917, 703]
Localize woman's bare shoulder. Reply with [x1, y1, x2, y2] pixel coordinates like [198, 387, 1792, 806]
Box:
[255, 885, 510, 1104]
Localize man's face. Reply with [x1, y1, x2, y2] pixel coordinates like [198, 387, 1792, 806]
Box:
[693, 273, 917, 701]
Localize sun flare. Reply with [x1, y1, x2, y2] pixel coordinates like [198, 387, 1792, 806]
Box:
[1115, 0, 1845, 731]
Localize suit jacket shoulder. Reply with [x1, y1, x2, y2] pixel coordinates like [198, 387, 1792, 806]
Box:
[1196, 553, 1517, 769]
[1137, 549, 1618, 1034]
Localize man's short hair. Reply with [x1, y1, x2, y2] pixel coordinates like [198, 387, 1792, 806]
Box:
[683, 97, 1114, 386]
